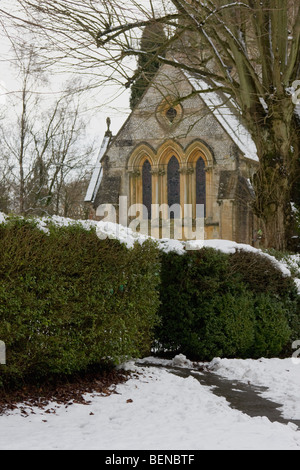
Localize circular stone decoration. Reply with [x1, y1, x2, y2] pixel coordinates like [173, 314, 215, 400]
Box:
[155, 97, 183, 128]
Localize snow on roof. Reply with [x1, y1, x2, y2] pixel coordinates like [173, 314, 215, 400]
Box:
[84, 133, 111, 203]
[184, 72, 259, 162]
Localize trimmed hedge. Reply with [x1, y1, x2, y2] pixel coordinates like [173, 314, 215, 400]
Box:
[155, 248, 299, 360]
[0, 215, 299, 387]
[0, 218, 160, 387]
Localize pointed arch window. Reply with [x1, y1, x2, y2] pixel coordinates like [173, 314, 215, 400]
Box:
[142, 159, 152, 219]
[167, 156, 180, 218]
[196, 157, 206, 217]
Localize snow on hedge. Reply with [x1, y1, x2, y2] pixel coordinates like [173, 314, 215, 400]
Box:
[0, 212, 299, 291]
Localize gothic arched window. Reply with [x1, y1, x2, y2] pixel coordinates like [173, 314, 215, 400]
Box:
[196, 157, 206, 217]
[142, 159, 152, 219]
[167, 156, 180, 217]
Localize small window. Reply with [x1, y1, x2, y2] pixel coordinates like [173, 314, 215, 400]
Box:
[156, 98, 182, 128]
[166, 107, 177, 123]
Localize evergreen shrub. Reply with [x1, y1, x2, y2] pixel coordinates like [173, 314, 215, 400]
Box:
[155, 247, 297, 361]
[0, 218, 160, 387]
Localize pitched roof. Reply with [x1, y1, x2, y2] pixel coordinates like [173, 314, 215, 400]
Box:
[184, 71, 259, 162]
[94, 174, 121, 207]
[84, 133, 111, 203]
[85, 65, 260, 205]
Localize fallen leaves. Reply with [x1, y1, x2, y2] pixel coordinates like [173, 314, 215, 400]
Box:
[0, 368, 131, 416]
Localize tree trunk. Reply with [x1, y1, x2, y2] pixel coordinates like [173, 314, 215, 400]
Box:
[250, 99, 297, 251]
[254, 178, 288, 251]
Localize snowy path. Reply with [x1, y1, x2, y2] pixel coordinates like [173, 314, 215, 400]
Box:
[0, 358, 300, 450]
[146, 364, 300, 428]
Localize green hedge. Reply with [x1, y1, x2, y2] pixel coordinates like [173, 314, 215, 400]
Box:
[0, 219, 160, 387]
[0, 216, 299, 388]
[155, 248, 299, 360]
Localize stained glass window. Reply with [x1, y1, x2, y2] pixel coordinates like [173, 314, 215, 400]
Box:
[196, 157, 206, 216]
[142, 159, 152, 219]
[167, 156, 180, 218]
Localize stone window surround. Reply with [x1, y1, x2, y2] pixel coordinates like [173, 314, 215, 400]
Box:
[127, 140, 214, 221]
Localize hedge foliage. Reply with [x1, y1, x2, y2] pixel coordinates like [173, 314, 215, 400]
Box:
[0, 216, 299, 388]
[155, 248, 299, 361]
[0, 218, 160, 387]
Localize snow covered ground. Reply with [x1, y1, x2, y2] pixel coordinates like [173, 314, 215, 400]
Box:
[0, 356, 300, 450]
[1, 214, 300, 450]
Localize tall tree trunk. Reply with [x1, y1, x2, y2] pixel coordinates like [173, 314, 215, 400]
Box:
[253, 162, 289, 250]
[250, 98, 297, 250]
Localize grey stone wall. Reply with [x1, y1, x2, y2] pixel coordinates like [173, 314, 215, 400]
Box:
[95, 64, 258, 243]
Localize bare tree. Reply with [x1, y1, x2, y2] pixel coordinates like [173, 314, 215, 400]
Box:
[2, 0, 300, 248]
[0, 43, 95, 216]
[0, 151, 13, 214]
[59, 176, 93, 219]
[0, 45, 42, 214]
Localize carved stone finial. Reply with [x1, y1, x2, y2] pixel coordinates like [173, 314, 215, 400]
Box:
[105, 117, 112, 137]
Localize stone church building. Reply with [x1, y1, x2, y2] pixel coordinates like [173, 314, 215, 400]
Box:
[85, 62, 259, 244]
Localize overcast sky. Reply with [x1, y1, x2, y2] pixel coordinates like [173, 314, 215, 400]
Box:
[0, 3, 131, 157]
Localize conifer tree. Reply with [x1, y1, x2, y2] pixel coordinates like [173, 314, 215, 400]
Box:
[130, 22, 167, 110]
